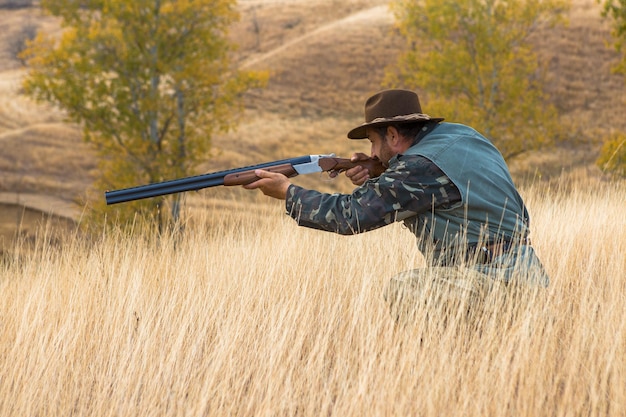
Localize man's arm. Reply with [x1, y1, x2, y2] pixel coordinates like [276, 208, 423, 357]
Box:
[284, 155, 462, 235]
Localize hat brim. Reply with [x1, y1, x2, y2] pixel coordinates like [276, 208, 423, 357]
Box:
[347, 114, 444, 139]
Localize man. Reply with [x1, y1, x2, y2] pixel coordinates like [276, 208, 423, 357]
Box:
[244, 89, 549, 300]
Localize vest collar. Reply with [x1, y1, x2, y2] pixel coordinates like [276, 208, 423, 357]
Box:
[411, 121, 442, 146]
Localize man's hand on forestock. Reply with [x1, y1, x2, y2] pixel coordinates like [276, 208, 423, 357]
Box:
[345, 153, 372, 186]
[243, 169, 291, 200]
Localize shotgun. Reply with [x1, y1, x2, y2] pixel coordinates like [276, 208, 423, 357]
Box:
[105, 154, 385, 205]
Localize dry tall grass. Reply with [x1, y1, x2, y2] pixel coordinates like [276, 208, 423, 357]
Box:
[1, 175, 624, 416]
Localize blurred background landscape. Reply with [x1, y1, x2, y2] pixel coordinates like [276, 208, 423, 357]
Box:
[0, 0, 625, 253]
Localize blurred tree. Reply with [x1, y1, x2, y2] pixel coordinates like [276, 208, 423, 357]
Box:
[21, 0, 267, 231]
[598, 0, 626, 177]
[596, 131, 626, 178]
[8, 21, 38, 65]
[386, 0, 570, 160]
[602, 0, 626, 75]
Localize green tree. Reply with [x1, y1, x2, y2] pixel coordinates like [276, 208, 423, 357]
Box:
[22, 0, 267, 230]
[386, 0, 569, 159]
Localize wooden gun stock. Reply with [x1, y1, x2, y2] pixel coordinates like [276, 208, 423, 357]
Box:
[317, 157, 385, 178]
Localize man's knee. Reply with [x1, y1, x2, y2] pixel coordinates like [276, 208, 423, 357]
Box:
[383, 267, 494, 322]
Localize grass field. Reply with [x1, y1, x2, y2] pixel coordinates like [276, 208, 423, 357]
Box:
[1, 175, 624, 416]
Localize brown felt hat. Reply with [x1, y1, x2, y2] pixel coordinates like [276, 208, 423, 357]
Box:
[347, 89, 444, 139]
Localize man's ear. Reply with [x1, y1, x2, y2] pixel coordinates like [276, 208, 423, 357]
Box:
[387, 125, 401, 145]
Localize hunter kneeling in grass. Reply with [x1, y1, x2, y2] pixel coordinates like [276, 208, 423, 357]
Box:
[244, 89, 549, 316]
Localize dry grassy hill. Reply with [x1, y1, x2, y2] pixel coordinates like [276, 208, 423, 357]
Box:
[0, 0, 624, 252]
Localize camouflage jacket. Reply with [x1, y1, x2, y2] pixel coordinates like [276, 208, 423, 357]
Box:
[285, 154, 462, 235]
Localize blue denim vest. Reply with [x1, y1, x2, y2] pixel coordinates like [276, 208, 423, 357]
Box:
[402, 123, 529, 262]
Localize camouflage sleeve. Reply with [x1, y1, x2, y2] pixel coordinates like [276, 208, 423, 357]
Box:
[285, 154, 461, 235]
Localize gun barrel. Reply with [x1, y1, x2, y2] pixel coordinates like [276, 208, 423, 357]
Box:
[105, 155, 313, 205]
[105, 174, 224, 205]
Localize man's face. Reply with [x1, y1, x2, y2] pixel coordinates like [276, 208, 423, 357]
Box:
[366, 127, 395, 167]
